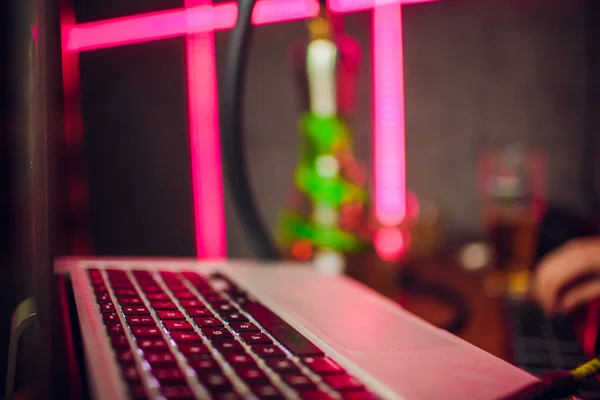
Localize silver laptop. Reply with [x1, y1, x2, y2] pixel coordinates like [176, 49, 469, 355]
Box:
[59, 257, 538, 399]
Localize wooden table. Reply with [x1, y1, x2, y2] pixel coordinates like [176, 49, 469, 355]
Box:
[345, 251, 510, 361]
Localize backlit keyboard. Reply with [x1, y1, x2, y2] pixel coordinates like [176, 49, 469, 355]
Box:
[89, 268, 377, 399]
[506, 300, 600, 400]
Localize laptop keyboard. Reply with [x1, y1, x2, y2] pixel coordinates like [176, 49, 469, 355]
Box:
[506, 300, 600, 399]
[88, 268, 377, 400]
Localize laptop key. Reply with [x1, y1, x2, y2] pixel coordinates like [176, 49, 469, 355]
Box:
[128, 383, 148, 400]
[197, 287, 219, 297]
[146, 352, 178, 367]
[157, 310, 185, 320]
[193, 317, 223, 327]
[214, 304, 236, 313]
[214, 340, 245, 353]
[153, 366, 187, 385]
[198, 373, 232, 393]
[182, 271, 208, 284]
[266, 359, 300, 374]
[244, 303, 324, 357]
[237, 368, 269, 385]
[117, 349, 136, 365]
[283, 373, 316, 390]
[187, 308, 214, 318]
[178, 343, 210, 358]
[202, 328, 233, 340]
[179, 300, 204, 308]
[340, 391, 379, 400]
[122, 306, 150, 315]
[252, 385, 283, 399]
[127, 316, 155, 325]
[138, 338, 169, 353]
[323, 374, 364, 392]
[225, 353, 256, 368]
[132, 269, 152, 277]
[111, 334, 130, 349]
[240, 333, 271, 345]
[229, 322, 260, 333]
[159, 271, 180, 280]
[98, 302, 116, 312]
[114, 289, 139, 298]
[205, 294, 227, 304]
[174, 291, 197, 300]
[299, 390, 337, 400]
[252, 345, 285, 358]
[171, 331, 202, 343]
[106, 268, 127, 276]
[231, 295, 252, 306]
[122, 367, 140, 383]
[107, 324, 124, 335]
[220, 313, 248, 323]
[152, 301, 178, 310]
[94, 286, 108, 294]
[90, 276, 104, 284]
[120, 297, 144, 306]
[103, 313, 119, 326]
[168, 285, 188, 293]
[131, 326, 162, 338]
[214, 392, 242, 400]
[146, 293, 171, 301]
[161, 386, 195, 400]
[87, 268, 101, 277]
[142, 286, 164, 293]
[96, 293, 111, 302]
[112, 282, 134, 289]
[302, 357, 344, 375]
[163, 320, 193, 331]
[188, 357, 221, 372]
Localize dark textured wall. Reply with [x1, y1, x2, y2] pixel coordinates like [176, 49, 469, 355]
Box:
[403, 0, 587, 234]
[79, 38, 196, 256]
[76, 0, 592, 257]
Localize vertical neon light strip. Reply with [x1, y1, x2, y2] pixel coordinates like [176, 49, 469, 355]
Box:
[373, 1, 406, 227]
[186, 0, 227, 258]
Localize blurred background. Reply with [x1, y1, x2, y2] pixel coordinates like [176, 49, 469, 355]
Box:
[56, 0, 590, 258]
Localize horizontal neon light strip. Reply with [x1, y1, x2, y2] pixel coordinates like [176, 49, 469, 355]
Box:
[373, 2, 406, 226]
[329, 0, 437, 13]
[64, 0, 318, 52]
[252, 0, 319, 24]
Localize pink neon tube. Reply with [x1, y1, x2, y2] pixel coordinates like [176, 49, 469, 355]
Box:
[373, 2, 407, 227]
[186, 0, 227, 259]
[329, 0, 437, 13]
[64, 0, 319, 52]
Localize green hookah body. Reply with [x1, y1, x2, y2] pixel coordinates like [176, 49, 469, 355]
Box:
[276, 11, 370, 256]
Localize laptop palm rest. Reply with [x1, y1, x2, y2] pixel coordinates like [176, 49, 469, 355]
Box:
[226, 266, 458, 352]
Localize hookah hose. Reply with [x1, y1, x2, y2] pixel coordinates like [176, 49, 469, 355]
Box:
[501, 359, 600, 400]
[220, 0, 280, 260]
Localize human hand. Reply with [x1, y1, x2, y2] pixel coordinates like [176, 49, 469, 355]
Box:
[532, 237, 600, 315]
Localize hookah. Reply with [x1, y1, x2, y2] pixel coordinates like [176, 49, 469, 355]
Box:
[274, 4, 372, 269]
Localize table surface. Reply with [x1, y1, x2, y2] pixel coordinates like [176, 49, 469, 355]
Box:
[345, 251, 510, 361]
